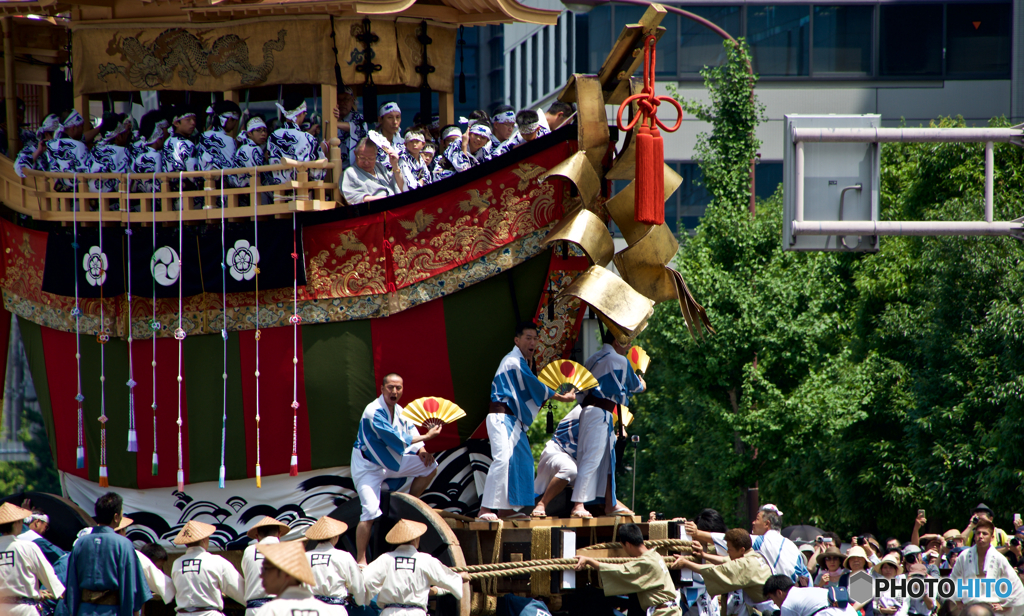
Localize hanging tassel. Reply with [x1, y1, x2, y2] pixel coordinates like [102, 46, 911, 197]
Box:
[256, 463, 262, 488]
[127, 429, 138, 453]
[634, 123, 660, 224]
[76, 447, 85, 469]
[290, 455, 299, 477]
[152, 452, 159, 476]
[219, 464, 226, 489]
[651, 125, 665, 222]
[99, 464, 109, 488]
[177, 469, 184, 492]
[546, 407, 554, 434]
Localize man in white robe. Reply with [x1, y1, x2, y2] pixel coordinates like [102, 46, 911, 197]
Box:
[951, 519, 1024, 616]
[342, 139, 403, 204]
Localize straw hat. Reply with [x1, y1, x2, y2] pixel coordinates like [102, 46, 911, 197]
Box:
[247, 516, 291, 540]
[173, 520, 216, 545]
[843, 546, 869, 569]
[258, 541, 315, 586]
[814, 546, 845, 570]
[943, 529, 963, 540]
[919, 533, 943, 549]
[114, 516, 134, 532]
[385, 519, 427, 544]
[305, 516, 348, 541]
[0, 503, 32, 526]
[872, 552, 904, 576]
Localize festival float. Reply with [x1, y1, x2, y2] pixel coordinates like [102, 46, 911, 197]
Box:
[0, 0, 712, 610]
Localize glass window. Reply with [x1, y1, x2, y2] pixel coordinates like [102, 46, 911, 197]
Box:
[586, 6, 611, 74]
[656, 15, 678, 77]
[677, 163, 711, 232]
[555, 18, 563, 86]
[812, 6, 872, 74]
[880, 4, 942, 76]
[574, 12, 588, 75]
[748, 5, 810, 76]
[946, 3, 1012, 76]
[531, 34, 539, 103]
[755, 163, 783, 201]
[679, 6, 741, 74]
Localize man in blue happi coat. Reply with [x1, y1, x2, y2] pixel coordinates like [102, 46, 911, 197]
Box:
[478, 322, 576, 521]
[65, 492, 151, 616]
[570, 327, 645, 518]
[351, 373, 443, 565]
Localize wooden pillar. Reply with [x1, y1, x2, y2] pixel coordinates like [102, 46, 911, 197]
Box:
[2, 17, 18, 158]
[74, 94, 89, 127]
[223, 90, 240, 103]
[322, 83, 341, 189]
[438, 91, 454, 127]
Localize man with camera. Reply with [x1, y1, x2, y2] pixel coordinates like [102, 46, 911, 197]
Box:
[962, 504, 1011, 548]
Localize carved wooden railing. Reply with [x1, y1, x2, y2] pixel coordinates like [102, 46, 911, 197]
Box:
[0, 154, 342, 223]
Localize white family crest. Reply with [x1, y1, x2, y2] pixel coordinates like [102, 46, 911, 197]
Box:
[83, 246, 108, 286]
[226, 239, 260, 282]
[151, 246, 181, 286]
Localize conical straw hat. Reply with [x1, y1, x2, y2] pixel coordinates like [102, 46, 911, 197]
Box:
[305, 516, 348, 541]
[114, 516, 134, 532]
[0, 502, 31, 525]
[247, 516, 291, 540]
[258, 541, 315, 586]
[385, 519, 427, 544]
[173, 520, 216, 545]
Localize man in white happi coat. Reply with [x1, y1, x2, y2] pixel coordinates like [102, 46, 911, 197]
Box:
[565, 328, 645, 518]
[367, 102, 405, 172]
[46, 110, 91, 194]
[304, 516, 365, 609]
[362, 519, 468, 616]
[751, 505, 811, 586]
[951, 518, 1024, 616]
[129, 110, 170, 199]
[254, 541, 346, 616]
[342, 139, 403, 204]
[489, 106, 520, 157]
[242, 516, 291, 616]
[351, 373, 441, 565]
[136, 542, 175, 605]
[266, 99, 326, 188]
[171, 519, 246, 616]
[477, 321, 576, 521]
[0, 502, 65, 616]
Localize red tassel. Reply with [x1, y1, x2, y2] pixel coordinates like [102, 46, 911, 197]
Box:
[634, 124, 660, 224]
[290, 455, 299, 477]
[651, 125, 665, 224]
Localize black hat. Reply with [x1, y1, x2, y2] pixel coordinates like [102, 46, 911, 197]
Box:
[973, 503, 994, 515]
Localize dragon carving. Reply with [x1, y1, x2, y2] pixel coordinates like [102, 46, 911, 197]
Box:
[98, 28, 287, 88]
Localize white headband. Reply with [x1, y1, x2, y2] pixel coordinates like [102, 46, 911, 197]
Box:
[429, 115, 440, 129]
[441, 126, 462, 141]
[173, 111, 196, 124]
[63, 110, 84, 128]
[275, 101, 307, 122]
[404, 130, 425, 143]
[146, 119, 170, 146]
[491, 111, 516, 125]
[519, 121, 540, 135]
[378, 102, 401, 118]
[422, 142, 437, 152]
[101, 119, 132, 143]
[761, 504, 784, 517]
[469, 123, 492, 139]
[24, 513, 49, 524]
[246, 117, 267, 133]
[37, 114, 61, 138]
[219, 111, 240, 123]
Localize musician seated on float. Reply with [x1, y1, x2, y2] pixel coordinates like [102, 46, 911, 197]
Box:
[341, 138, 404, 204]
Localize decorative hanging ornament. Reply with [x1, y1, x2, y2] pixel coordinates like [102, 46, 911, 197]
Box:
[97, 184, 109, 488]
[219, 171, 229, 489]
[72, 173, 85, 470]
[151, 172, 160, 477]
[176, 173, 185, 492]
[254, 192, 262, 488]
[290, 213, 300, 477]
[126, 196, 138, 453]
[616, 34, 683, 225]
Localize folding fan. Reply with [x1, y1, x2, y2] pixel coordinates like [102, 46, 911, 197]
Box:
[628, 346, 651, 375]
[618, 405, 634, 428]
[538, 360, 599, 394]
[402, 397, 467, 429]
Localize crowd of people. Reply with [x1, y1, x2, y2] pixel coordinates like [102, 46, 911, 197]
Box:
[2, 90, 575, 208]
[337, 91, 573, 204]
[0, 495, 469, 616]
[666, 503, 1024, 616]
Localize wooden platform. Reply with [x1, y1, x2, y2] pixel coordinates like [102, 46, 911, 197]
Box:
[435, 510, 642, 531]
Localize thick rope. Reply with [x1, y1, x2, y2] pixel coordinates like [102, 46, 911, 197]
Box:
[580, 538, 692, 551]
[459, 556, 685, 579]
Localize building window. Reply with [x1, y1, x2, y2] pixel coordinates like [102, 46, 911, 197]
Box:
[880, 4, 943, 76]
[531, 33, 539, 103]
[748, 5, 810, 76]
[587, 6, 611, 74]
[678, 6, 741, 74]
[812, 6, 872, 75]
[946, 3, 1012, 76]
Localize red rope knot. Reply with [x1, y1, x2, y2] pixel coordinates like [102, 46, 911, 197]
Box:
[614, 34, 682, 225]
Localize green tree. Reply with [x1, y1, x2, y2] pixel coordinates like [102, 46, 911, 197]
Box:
[0, 407, 61, 495]
[630, 35, 1024, 539]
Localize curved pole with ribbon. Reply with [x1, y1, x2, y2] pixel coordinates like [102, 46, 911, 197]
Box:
[616, 34, 683, 225]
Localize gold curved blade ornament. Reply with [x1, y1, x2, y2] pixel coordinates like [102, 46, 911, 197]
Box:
[556, 265, 654, 345]
[542, 205, 615, 267]
[539, 151, 601, 208]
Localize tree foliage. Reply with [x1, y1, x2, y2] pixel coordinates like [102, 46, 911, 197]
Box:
[0, 407, 61, 495]
[631, 38, 1024, 538]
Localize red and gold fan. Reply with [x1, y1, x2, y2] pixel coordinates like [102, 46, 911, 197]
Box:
[539, 360, 599, 394]
[402, 397, 467, 429]
[628, 346, 651, 375]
